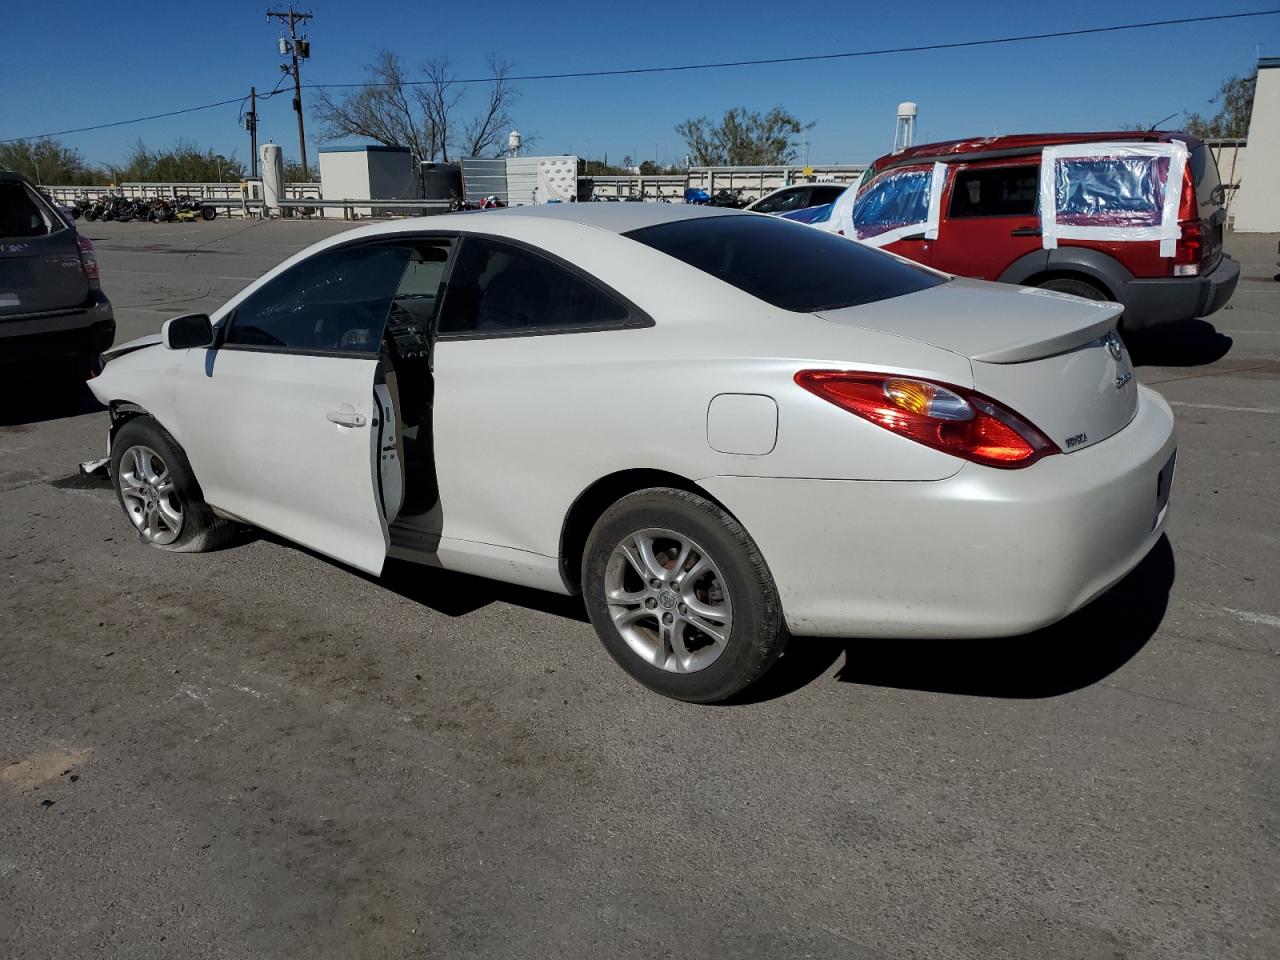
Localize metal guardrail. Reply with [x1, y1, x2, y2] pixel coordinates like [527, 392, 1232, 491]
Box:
[274, 198, 452, 220]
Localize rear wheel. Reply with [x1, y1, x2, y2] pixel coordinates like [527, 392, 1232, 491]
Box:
[1035, 277, 1108, 301]
[110, 417, 239, 552]
[582, 488, 787, 703]
[200, 205, 217, 221]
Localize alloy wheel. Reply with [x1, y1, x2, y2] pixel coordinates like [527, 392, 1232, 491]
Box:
[117, 445, 183, 544]
[603, 527, 734, 673]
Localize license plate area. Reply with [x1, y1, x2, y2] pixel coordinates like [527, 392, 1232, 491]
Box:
[1154, 449, 1176, 530]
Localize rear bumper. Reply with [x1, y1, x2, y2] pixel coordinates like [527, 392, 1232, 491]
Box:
[1121, 255, 1240, 330]
[0, 290, 115, 363]
[701, 385, 1177, 638]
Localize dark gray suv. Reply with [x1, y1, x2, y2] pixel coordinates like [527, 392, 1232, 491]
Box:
[1, 171, 114, 375]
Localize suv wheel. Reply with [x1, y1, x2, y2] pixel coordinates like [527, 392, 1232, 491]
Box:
[1036, 277, 1108, 302]
[581, 487, 787, 703]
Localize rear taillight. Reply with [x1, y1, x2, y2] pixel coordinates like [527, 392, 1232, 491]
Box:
[76, 234, 100, 286]
[795, 371, 1059, 469]
[1173, 167, 1202, 277]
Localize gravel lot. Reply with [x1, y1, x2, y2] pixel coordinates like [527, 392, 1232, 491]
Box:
[2, 217, 1277, 959]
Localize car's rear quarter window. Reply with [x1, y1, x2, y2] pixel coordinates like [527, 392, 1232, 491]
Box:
[625, 214, 943, 312]
[0, 181, 56, 239]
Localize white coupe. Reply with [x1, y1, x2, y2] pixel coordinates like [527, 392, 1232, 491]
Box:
[89, 205, 1176, 702]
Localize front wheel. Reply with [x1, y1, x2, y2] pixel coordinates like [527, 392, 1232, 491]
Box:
[582, 488, 787, 703]
[110, 417, 239, 552]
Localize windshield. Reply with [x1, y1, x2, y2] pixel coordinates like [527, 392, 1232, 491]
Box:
[625, 213, 944, 313]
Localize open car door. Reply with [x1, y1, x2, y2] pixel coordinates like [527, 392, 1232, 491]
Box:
[175, 241, 438, 575]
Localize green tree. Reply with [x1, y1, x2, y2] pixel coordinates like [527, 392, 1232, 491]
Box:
[111, 140, 245, 182]
[0, 139, 105, 184]
[1185, 72, 1256, 139]
[676, 106, 812, 166]
[283, 160, 312, 182]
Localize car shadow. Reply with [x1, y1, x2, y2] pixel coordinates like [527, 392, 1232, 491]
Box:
[731, 535, 1174, 704]
[376, 557, 591, 623]
[1126, 319, 1232, 367]
[0, 371, 104, 427]
[252, 529, 592, 623]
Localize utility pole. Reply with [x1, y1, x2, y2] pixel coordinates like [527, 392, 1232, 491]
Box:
[246, 87, 259, 178]
[266, 5, 313, 179]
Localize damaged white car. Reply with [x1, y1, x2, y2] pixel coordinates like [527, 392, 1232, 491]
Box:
[89, 205, 1176, 702]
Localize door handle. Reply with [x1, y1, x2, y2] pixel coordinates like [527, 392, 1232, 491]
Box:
[326, 409, 367, 428]
[1011, 226, 1042, 237]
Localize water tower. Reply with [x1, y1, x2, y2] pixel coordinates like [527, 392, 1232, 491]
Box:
[893, 102, 918, 155]
[507, 130, 523, 158]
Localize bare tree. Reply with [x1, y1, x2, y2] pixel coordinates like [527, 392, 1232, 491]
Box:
[313, 50, 521, 164]
[415, 58, 464, 162]
[314, 50, 434, 163]
[461, 57, 519, 158]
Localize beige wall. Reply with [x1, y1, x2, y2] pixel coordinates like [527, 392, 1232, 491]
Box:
[1232, 60, 1280, 232]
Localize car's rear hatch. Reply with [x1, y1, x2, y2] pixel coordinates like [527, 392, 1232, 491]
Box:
[816, 278, 1139, 453]
[0, 179, 89, 318]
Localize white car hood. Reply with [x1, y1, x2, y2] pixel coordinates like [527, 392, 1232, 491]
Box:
[816, 278, 1123, 364]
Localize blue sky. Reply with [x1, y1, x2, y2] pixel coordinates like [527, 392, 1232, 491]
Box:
[1, 1, 1275, 169]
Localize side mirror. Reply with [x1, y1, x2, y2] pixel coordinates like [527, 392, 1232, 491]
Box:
[162, 313, 214, 350]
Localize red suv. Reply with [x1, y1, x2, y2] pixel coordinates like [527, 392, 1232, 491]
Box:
[841, 132, 1239, 331]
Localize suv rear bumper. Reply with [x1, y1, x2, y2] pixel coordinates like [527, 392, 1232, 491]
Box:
[1121, 255, 1240, 330]
[0, 289, 115, 364]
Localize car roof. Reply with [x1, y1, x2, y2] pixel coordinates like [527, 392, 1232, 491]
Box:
[474, 201, 740, 233]
[870, 130, 1203, 172]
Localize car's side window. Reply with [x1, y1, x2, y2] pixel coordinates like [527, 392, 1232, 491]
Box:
[811, 185, 847, 206]
[436, 237, 630, 336]
[752, 190, 785, 213]
[226, 243, 415, 353]
[947, 165, 1039, 219]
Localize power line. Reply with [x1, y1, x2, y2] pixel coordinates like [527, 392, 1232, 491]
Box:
[304, 9, 1280, 88]
[3, 8, 1278, 144]
[1, 96, 249, 144]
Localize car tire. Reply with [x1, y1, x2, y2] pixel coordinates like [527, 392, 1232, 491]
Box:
[581, 487, 788, 703]
[1036, 277, 1108, 302]
[109, 416, 239, 553]
[200, 206, 217, 221]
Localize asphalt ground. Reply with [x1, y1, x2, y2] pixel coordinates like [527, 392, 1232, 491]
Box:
[1, 217, 1277, 959]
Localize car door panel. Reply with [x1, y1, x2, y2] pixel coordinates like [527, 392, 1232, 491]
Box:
[177, 348, 388, 574]
[167, 241, 427, 575]
[930, 162, 1042, 279]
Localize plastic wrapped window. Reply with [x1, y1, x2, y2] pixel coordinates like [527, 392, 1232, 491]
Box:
[853, 169, 934, 239]
[1054, 156, 1169, 228]
[1039, 141, 1187, 255]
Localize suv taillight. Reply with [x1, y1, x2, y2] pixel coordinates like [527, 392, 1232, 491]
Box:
[76, 234, 100, 287]
[1173, 167, 1201, 277]
[795, 371, 1060, 469]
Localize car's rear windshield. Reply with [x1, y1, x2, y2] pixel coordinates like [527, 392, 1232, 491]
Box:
[625, 214, 944, 312]
[1189, 143, 1224, 213]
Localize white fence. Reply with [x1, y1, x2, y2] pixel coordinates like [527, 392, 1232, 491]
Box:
[43, 181, 323, 218]
[589, 165, 867, 202]
[41, 163, 869, 218]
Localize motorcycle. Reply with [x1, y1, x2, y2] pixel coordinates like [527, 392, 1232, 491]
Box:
[148, 198, 177, 222]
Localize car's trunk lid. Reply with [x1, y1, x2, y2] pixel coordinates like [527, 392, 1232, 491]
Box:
[0, 180, 89, 318]
[816, 278, 1138, 452]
